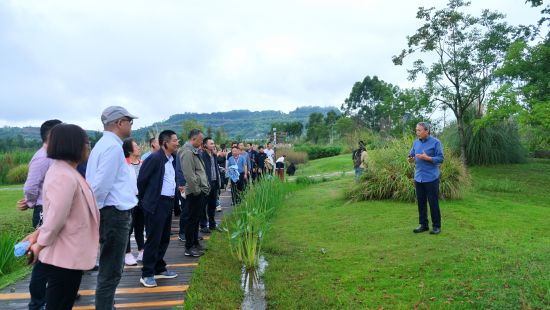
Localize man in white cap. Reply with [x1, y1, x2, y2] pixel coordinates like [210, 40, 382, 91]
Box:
[86, 106, 138, 310]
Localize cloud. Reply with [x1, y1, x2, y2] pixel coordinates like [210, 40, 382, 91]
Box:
[0, 0, 544, 130]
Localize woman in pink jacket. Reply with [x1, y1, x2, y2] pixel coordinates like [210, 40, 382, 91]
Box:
[22, 123, 99, 310]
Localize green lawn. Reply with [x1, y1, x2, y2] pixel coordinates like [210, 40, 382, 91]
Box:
[0, 185, 33, 289]
[262, 159, 550, 309]
[294, 154, 352, 177]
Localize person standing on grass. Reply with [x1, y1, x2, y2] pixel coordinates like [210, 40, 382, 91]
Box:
[86, 106, 138, 310]
[23, 124, 98, 310]
[137, 130, 180, 287]
[16, 119, 61, 310]
[122, 138, 144, 266]
[238, 142, 251, 183]
[352, 141, 367, 181]
[141, 137, 160, 161]
[200, 137, 221, 233]
[408, 122, 444, 235]
[179, 129, 210, 257]
[275, 154, 286, 180]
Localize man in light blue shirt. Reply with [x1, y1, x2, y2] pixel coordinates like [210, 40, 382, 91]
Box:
[408, 122, 444, 235]
[86, 106, 138, 310]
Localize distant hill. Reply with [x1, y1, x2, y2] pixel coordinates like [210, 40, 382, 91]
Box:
[0, 106, 340, 142]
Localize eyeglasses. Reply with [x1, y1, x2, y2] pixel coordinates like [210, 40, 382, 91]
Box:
[119, 118, 133, 125]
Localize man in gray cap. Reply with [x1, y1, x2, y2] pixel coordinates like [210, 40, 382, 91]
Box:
[86, 106, 138, 310]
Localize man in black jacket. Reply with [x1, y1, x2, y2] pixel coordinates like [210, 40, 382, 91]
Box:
[200, 137, 221, 232]
[137, 130, 180, 288]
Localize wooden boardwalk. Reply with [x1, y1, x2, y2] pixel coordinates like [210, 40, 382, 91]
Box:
[0, 191, 233, 310]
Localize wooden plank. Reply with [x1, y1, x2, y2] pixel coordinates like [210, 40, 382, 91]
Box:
[0, 285, 188, 300]
[73, 299, 184, 309]
[124, 263, 198, 269]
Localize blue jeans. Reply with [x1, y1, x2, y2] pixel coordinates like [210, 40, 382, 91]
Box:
[354, 167, 364, 181]
[95, 206, 132, 310]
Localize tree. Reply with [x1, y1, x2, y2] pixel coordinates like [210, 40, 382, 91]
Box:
[206, 126, 213, 138]
[306, 112, 328, 144]
[393, 0, 514, 164]
[182, 119, 205, 139]
[214, 127, 227, 145]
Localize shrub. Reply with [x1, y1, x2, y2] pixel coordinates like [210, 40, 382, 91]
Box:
[294, 145, 342, 160]
[0, 151, 33, 185]
[274, 148, 308, 165]
[6, 164, 28, 184]
[442, 120, 526, 166]
[0, 231, 26, 276]
[346, 137, 470, 202]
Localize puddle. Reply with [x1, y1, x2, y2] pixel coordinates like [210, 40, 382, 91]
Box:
[241, 256, 268, 310]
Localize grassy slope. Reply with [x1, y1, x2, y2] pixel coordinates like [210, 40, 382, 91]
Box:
[294, 154, 352, 177]
[0, 185, 33, 289]
[262, 159, 550, 309]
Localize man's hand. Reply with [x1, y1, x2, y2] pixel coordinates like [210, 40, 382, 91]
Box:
[17, 199, 29, 211]
[415, 152, 432, 162]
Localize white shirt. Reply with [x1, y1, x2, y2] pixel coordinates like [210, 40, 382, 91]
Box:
[161, 155, 176, 197]
[276, 156, 285, 163]
[86, 131, 138, 210]
[265, 149, 275, 161]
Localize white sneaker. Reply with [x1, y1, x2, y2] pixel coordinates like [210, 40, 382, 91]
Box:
[125, 253, 138, 266]
[216, 205, 222, 212]
[137, 250, 144, 262]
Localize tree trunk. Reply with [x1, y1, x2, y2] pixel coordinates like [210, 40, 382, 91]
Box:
[456, 116, 468, 166]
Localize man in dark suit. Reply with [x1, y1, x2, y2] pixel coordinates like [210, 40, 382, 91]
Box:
[137, 130, 180, 287]
[200, 137, 221, 232]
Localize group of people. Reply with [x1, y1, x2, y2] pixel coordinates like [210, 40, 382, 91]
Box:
[15, 104, 444, 310]
[16, 105, 283, 310]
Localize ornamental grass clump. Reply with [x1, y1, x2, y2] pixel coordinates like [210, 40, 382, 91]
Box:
[226, 178, 290, 271]
[347, 137, 470, 202]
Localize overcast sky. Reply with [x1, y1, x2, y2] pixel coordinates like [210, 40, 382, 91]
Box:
[0, 0, 543, 130]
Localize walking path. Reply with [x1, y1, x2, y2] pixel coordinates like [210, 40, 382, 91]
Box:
[0, 191, 233, 309]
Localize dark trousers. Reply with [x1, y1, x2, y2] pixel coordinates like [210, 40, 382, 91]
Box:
[40, 262, 82, 310]
[142, 197, 173, 277]
[28, 260, 48, 310]
[200, 182, 219, 229]
[32, 205, 43, 229]
[178, 195, 188, 236]
[185, 193, 206, 249]
[230, 173, 245, 205]
[127, 204, 145, 253]
[96, 206, 132, 310]
[415, 179, 441, 229]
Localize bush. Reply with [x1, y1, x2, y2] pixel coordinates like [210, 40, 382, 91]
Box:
[0, 231, 26, 276]
[6, 164, 28, 184]
[274, 148, 308, 165]
[346, 137, 470, 202]
[294, 144, 342, 160]
[0, 151, 33, 185]
[442, 120, 526, 166]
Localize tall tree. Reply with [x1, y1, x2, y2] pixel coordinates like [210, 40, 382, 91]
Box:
[182, 119, 205, 139]
[393, 0, 514, 164]
[306, 112, 328, 144]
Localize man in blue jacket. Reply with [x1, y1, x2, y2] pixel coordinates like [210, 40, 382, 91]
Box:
[408, 122, 444, 235]
[137, 130, 180, 287]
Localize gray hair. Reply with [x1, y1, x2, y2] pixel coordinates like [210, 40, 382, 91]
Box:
[416, 122, 431, 134]
[188, 128, 203, 139]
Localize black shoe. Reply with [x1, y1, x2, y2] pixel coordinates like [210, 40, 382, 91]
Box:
[413, 225, 429, 233]
[184, 247, 203, 257]
[178, 234, 185, 242]
[74, 293, 81, 301]
[200, 227, 211, 233]
[430, 227, 441, 235]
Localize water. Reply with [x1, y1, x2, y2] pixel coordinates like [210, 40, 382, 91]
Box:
[241, 256, 268, 310]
